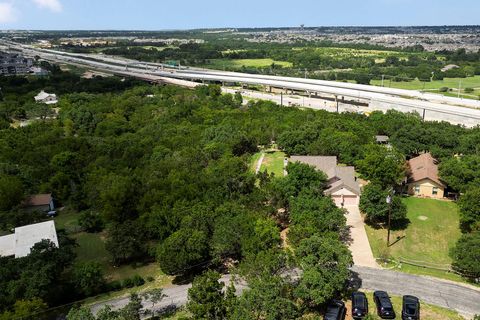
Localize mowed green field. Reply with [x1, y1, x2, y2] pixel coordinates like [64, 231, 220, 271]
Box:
[205, 58, 293, 69]
[258, 151, 286, 178]
[371, 75, 480, 99]
[365, 197, 464, 282]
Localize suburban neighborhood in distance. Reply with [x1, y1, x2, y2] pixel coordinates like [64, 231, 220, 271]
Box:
[0, 0, 479, 319]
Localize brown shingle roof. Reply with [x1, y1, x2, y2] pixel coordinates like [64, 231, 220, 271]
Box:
[25, 194, 52, 207]
[407, 153, 445, 187]
[289, 156, 337, 179]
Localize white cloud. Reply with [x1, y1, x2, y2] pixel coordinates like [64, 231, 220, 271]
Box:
[0, 2, 17, 23]
[32, 0, 62, 12]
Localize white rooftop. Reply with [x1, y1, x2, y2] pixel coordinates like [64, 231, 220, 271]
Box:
[0, 221, 59, 258]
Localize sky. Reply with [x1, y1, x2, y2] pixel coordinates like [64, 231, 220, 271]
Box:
[0, 0, 479, 30]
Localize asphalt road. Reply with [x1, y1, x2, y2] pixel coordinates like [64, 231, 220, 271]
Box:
[351, 266, 480, 318]
[90, 268, 480, 318]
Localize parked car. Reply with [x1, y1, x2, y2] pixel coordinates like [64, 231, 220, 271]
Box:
[324, 300, 347, 320]
[373, 291, 396, 319]
[402, 295, 420, 320]
[351, 292, 368, 319]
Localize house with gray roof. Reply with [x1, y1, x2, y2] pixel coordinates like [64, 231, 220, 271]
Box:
[289, 155, 361, 206]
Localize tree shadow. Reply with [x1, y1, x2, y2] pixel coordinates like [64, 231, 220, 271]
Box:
[391, 218, 411, 231]
[388, 235, 406, 247]
[346, 270, 363, 294]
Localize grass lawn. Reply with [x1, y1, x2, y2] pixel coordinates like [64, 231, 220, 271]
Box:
[342, 291, 463, 320]
[371, 75, 480, 99]
[205, 58, 292, 69]
[365, 197, 464, 282]
[259, 151, 286, 178]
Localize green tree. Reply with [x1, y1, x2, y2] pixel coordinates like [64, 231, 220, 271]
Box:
[78, 211, 105, 233]
[356, 145, 406, 188]
[72, 262, 106, 296]
[439, 155, 480, 193]
[105, 221, 146, 265]
[142, 288, 166, 318]
[187, 270, 227, 320]
[458, 187, 480, 233]
[67, 306, 96, 320]
[157, 228, 209, 275]
[232, 275, 299, 320]
[0, 174, 24, 211]
[359, 183, 407, 225]
[294, 235, 352, 308]
[0, 298, 48, 320]
[450, 232, 480, 280]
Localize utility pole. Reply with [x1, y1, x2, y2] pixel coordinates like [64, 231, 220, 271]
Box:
[381, 74, 385, 87]
[280, 92, 283, 107]
[305, 68, 307, 79]
[458, 80, 462, 98]
[386, 194, 392, 247]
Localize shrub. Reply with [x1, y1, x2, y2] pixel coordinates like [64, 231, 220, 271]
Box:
[122, 278, 134, 288]
[131, 274, 145, 287]
[464, 87, 474, 93]
[78, 211, 104, 233]
[439, 87, 449, 92]
[108, 280, 123, 291]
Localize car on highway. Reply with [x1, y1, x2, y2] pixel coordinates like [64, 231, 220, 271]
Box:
[402, 295, 420, 320]
[324, 300, 346, 320]
[351, 292, 368, 319]
[373, 291, 396, 319]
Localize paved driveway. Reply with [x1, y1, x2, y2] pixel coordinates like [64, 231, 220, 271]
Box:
[344, 205, 380, 268]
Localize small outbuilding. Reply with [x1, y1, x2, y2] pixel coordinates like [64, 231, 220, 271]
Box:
[406, 153, 446, 199]
[23, 194, 55, 213]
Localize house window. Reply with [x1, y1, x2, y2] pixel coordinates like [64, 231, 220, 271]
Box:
[414, 185, 420, 194]
[432, 187, 439, 195]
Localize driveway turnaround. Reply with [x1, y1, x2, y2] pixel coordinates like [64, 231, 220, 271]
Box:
[344, 205, 380, 269]
[352, 266, 480, 318]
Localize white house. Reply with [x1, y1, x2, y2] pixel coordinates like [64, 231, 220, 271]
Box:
[34, 90, 58, 105]
[0, 221, 59, 258]
[289, 156, 361, 207]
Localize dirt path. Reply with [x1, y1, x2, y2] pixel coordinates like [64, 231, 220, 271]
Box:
[255, 153, 265, 174]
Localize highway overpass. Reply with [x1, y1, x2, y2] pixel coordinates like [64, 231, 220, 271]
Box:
[3, 40, 480, 127]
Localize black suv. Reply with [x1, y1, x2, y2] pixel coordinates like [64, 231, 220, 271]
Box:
[351, 292, 368, 319]
[324, 300, 347, 320]
[402, 295, 420, 320]
[373, 291, 396, 319]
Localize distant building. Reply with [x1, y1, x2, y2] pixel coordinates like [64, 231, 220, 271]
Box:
[289, 156, 361, 206]
[30, 67, 49, 76]
[441, 64, 459, 73]
[407, 153, 446, 199]
[0, 221, 59, 258]
[0, 52, 33, 76]
[23, 194, 55, 213]
[34, 91, 58, 104]
[375, 135, 390, 144]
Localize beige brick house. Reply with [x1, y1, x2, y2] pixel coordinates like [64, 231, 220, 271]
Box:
[407, 153, 446, 199]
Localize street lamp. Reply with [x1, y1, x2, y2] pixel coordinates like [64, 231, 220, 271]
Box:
[386, 194, 392, 247]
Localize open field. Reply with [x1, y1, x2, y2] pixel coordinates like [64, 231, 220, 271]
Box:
[365, 197, 464, 282]
[53, 210, 170, 284]
[342, 291, 463, 320]
[371, 75, 480, 99]
[258, 151, 286, 178]
[204, 58, 293, 69]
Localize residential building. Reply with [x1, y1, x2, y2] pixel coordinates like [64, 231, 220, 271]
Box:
[23, 194, 55, 213]
[34, 90, 58, 104]
[406, 153, 446, 199]
[0, 52, 33, 76]
[0, 221, 59, 258]
[289, 156, 361, 206]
